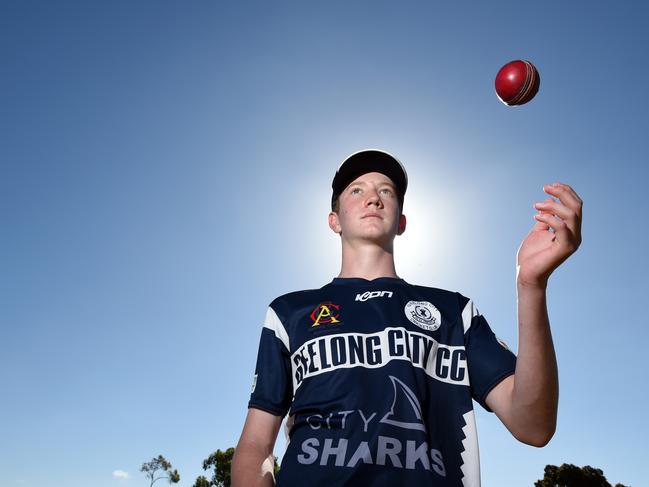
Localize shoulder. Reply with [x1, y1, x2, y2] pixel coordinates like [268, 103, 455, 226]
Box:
[266, 286, 328, 321]
[407, 282, 470, 307]
[406, 283, 479, 328]
[269, 287, 322, 308]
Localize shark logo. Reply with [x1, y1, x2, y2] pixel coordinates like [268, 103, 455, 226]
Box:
[380, 376, 427, 432]
[296, 375, 449, 478]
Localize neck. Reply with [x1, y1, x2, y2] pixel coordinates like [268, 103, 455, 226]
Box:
[337, 239, 399, 280]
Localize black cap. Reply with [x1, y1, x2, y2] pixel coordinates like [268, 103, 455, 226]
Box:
[331, 149, 408, 210]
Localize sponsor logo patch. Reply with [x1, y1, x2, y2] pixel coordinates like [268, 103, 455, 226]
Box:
[310, 302, 342, 327]
[404, 301, 441, 331]
[355, 290, 393, 302]
[251, 374, 257, 394]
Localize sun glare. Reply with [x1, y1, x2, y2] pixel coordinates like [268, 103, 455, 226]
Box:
[394, 188, 461, 286]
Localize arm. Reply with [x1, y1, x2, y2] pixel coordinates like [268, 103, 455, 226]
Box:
[485, 283, 557, 446]
[232, 408, 283, 487]
[486, 182, 583, 447]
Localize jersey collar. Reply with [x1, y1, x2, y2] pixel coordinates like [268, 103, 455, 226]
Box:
[329, 276, 407, 286]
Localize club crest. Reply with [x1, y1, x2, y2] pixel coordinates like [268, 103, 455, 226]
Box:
[404, 300, 441, 331]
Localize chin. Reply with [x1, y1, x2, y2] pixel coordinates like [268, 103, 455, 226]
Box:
[359, 233, 395, 246]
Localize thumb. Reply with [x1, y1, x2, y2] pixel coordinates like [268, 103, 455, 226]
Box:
[531, 219, 550, 232]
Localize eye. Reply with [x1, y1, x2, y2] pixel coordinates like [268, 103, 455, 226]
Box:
[350, 187, 362, 195]
[380, 188, 394, 196]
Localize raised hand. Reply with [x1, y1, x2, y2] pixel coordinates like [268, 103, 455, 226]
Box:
[516, 182, 583, 288]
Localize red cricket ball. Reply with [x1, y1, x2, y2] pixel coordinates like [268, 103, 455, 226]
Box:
[495, 60, 540, 106]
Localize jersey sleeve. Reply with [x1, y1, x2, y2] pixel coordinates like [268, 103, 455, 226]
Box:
[459, 295, 517, 412]
[247, 305, 293, 417]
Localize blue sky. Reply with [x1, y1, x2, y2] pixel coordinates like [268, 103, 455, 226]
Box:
[1, 1, 648, 486]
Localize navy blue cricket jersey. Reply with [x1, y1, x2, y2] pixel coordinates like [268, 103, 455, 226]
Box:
[248, 277, 516, 486]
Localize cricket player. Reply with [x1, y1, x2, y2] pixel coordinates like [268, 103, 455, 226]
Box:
[232, 149, 583, 486]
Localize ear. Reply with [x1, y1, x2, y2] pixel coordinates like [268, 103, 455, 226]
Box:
[397, 214, 407, 235]
[328, 211, 342, 234]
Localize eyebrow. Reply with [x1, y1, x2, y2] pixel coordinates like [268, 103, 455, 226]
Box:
[348, 180, 397, 189]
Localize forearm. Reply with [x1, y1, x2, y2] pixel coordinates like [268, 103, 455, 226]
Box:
[509, 281, 558, 445]
[231, 440, 276, 487]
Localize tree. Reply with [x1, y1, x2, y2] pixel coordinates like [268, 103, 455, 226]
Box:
[140, 455, 180, 487]
[202, 448, 235, 487]
[535, 463, 628, 487]
[201, 448, 280, 487]
[191, 475, 211, 487]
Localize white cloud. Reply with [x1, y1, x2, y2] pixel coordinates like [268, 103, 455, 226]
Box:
[112, 470, 129, 479]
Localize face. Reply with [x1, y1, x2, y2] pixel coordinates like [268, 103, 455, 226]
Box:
[329, 172, 407, 246]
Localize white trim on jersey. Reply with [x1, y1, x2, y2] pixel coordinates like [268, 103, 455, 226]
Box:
[264, 306, 290, 351]
[461, 299, 480, 334]
[460, 410, 481, 487]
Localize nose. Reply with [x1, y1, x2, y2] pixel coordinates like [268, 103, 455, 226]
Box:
[365, 188, 383, 208]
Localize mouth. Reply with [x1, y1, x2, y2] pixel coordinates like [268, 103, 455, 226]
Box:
[362, 213, 382, 219]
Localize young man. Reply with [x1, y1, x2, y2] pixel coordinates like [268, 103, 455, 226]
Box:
[232, 149, 583, 486]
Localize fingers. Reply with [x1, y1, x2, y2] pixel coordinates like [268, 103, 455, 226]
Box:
[543, 182, 583, 218]
[534, 197, 573, 221]
[534, 194, 581, 251]
[534, 211, 565, 232]
[535, 182, 583, 239]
